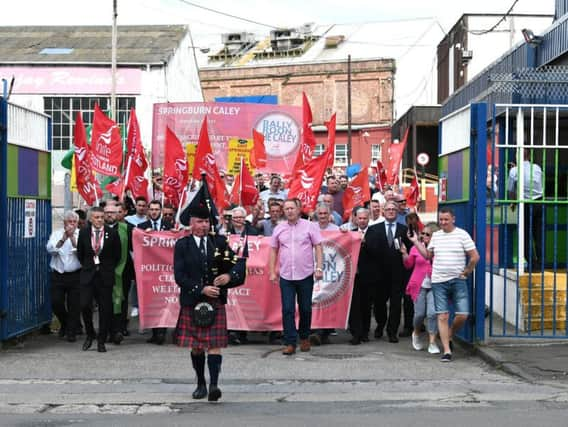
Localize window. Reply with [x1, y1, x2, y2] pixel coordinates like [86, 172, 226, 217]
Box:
[313, 144, 325, 157]
[371, 144, 381, 162]
[44, 96, 136, 151]
[335, 144, 347, 166]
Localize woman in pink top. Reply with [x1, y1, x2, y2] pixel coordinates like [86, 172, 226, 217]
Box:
[401, 223, 440, 354]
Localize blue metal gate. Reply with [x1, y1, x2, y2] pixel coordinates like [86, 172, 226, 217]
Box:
[1, 85, 52, 340]
[438, 103, 488, 343]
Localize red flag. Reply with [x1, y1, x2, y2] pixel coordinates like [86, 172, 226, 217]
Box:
[230, 157, 259, 206]
[124, 108, 149, 199]
[73, 112, 102, 206]
[407, 171, 420, 208]
[325, 113, 337, 169]
[193, 117, 230, 210]
[90, 103, 123, 177]
[342, 167, 370, 221]
[105, 109, 149, 199]
[250, 129, 267, 169]
[163, 127, 189, 207]
[376, 160, 388, 192]
[288, 145, 331, 214]
[386, 128, 409, 185]
[293, 92, 318, 171]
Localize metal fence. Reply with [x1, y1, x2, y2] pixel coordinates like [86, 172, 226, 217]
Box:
[487, 103, 568, 338]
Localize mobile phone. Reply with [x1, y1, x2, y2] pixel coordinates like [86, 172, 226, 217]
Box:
[408, 223, 415, 236]
[394, 238, 401, 250]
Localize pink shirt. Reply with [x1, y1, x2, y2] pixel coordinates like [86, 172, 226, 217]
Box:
[271, 218, 323, 280]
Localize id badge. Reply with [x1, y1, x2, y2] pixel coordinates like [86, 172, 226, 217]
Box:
[94, 255, 100, 265]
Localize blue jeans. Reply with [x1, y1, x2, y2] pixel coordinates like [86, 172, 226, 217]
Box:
[413, 288, 438, 334]
[280, 275, 314, 346]
[432, 278, 470, 315]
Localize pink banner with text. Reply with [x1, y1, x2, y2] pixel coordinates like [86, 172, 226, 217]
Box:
[133, 230, 361, 331]
[152, 102, 302, 175]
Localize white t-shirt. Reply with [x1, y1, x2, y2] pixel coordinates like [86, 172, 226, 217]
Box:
[428, 227, 476, 283]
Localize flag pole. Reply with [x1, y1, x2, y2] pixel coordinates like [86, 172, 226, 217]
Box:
[239, 156, 243, 206]
[120, 113, 133, 201]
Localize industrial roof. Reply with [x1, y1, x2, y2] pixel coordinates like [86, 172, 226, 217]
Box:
[0, 25, 188, 64]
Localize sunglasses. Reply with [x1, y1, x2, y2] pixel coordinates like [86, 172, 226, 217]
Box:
[163, 213, 174, 217]
[421, 232, 431, 236]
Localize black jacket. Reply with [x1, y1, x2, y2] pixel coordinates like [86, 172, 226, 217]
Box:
[77, 224, 121, 287]
[174, 234, 246, 307]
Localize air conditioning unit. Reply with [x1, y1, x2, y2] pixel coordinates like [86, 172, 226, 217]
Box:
[270, 28, 305, 51]
[221, 32, 256, 54]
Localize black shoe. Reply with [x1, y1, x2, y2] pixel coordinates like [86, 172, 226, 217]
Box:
[82, 336, 94, 351]
[374, 329, 383, 339]
[349, 337, 361, 345]
[320, 335, 331, 345]
[399, 328, 412, 337]
[228, 334, 241, 345]
[361, 335, 369, 343]
[388, 334, 399, 343]
[146, 335, 157, 344]
[58, 327, 66, 339]
[441, 353, 452, 362]
[208, 385, 222, 402]
[192, 384, 207, 399]
[121, 329, 130, 337]
[154, 334, 165, 345]
[309, 333, 321, 346]
[112, 332, 123, 345]
[97, 341, 107, 353]
[67, 334, 77, 343]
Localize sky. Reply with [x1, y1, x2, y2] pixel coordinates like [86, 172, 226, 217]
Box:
[0, 0, 558, 116]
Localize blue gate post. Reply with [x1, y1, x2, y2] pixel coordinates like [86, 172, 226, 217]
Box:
[0, 81, 8, 339]
[471, 103, 487, 342]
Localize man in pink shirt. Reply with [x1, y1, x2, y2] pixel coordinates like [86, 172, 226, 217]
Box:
[270, 198, 324, 355]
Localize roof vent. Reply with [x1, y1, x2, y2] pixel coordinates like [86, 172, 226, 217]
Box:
[270, 24, 314, 51]
[324, 35, 345, 49]
[221, 32, 256, 55]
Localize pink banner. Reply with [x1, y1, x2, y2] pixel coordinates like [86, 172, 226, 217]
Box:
[152, 102, 302, 175]
[133, 230, 361, 331]
[132, 229, 187, 329]
[0, 66, 141, 95]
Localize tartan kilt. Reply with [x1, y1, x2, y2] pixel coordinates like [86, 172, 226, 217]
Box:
[176, 299, 228, 350]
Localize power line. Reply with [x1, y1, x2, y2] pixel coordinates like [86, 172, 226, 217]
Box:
[468, 0, 520, 35]
[176, 0, 279, 29]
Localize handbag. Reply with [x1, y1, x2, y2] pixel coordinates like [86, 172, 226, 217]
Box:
[192, 301, 217, 327]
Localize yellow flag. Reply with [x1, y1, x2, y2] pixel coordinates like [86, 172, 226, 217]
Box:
[70, 151, 77, 192]
[186, 143, 197, 176]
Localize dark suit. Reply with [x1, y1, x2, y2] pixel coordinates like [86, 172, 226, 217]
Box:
[77, 224, 121, 342]
[366, 221, 411, 338]
[137, 218, 173, 342]
[174, 234, 246, 309]
[349, 228, 378, 341]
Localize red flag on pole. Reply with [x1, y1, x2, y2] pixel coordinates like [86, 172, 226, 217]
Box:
[105, 108, 149, 200]
[376, 160, 388, 192]
[73, 112, 102, 206]
[193, 117, 230, 210]
[386, 128, 409, 185]
[342, 167, 370, 221]
[293, 92, 318, 171]
[407, 170, 420, 208]
[250, 129, 267, 170]
[230, 157, 259, 206]
[325, 113, 337, 169]
[90, 103, 123, 177]
[162, 126, 189, 207]
[288, 143, 332, 214]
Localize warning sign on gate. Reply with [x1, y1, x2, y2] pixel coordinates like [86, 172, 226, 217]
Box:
[24, 199, 36, 238]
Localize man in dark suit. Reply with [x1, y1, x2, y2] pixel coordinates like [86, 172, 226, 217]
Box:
[366, 200, 412, 343]
[77, 206, 121, 353]
[174, 190, 247, 402]
[137, 199, 173, 345]
[348, 208, 375, 345]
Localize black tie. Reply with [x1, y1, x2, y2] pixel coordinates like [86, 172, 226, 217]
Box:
[387, 223, 394, 247]
[199, 237, 206, 256]
[153, 221, 158, 231]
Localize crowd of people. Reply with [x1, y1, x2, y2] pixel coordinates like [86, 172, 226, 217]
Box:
[47, 169, 479, 400]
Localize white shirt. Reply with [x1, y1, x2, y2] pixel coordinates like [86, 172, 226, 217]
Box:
[428, 227, 476, 283]
[46, 228, 81, 273]
[384, 221, 397, 235]
[508, 160, 543, 200]
[193, 235, 207, 254]
[125, 214, 147, 226]
[259, 189, 288, 209]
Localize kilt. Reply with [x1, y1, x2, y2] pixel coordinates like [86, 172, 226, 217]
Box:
[177, 299, 228, 350]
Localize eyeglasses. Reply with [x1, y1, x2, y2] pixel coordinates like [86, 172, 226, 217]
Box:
[421, 232, 431, 236]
